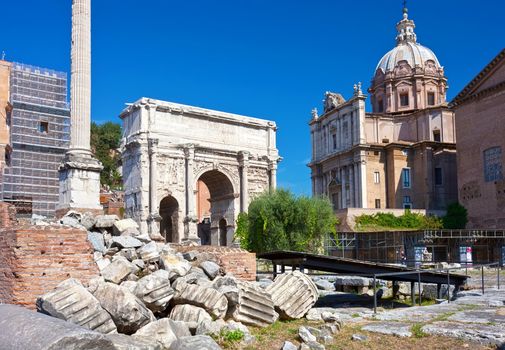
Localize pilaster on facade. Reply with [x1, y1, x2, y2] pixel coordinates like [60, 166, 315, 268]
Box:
[238, 151, 250, 212]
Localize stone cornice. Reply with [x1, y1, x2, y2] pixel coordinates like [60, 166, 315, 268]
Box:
[451, 48, 505, 107]
[120, 97, 277, 131]
[450, 80, 505, 108]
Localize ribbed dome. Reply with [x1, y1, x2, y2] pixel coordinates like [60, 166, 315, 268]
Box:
[375, 7, 442, 74]
[376, 42, 441, 73]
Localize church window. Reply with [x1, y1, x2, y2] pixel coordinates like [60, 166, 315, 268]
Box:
[323, 130, 327, 153]
[427, 92, 435, 106]
[374, 171, 380, 184]
[375, 199, 381, 209]
[433, 129, 441, 142]
[402, 168, 411, 188]
[400, 93, 409, 107]
[332, 134, 337, 150]
[435, 167, 443, 185]
[483, 147, 503, 182]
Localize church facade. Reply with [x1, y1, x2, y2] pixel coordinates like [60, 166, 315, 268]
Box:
[120, 98, 280, 245]
[309, 7, 458, 211]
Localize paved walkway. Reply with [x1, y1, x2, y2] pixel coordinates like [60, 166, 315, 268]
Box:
[311, 288, 505, 347]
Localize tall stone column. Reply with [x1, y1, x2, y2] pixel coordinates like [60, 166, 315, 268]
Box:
[238, 151, 250, 212]
[57, 0, 103, 217]
[349, 165, 355, 207]
[147, 138, 163, 241]
[268, 160, 277, 191]
[341, 167, 347, 209]
[183, 145, 199, 243]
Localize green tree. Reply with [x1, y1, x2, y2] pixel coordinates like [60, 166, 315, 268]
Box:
[90, 121, 122, 189]
[234, 189, 338, 254]
[442, 202, 468, 229]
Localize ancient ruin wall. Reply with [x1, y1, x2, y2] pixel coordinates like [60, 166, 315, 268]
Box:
[175, 246, 256, 281]
[0, 225, 98, 309]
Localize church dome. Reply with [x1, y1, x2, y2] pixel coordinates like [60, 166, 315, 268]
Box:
[376, 42, 441, 73]
[375, 7, 442, 74]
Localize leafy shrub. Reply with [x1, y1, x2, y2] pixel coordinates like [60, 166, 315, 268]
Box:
[222, 330, 244, 342]
[234, 189, 338, 254]
[211, 329, 245, 347]
[355, 211, 443, 231]
[442, 202, 468, 229]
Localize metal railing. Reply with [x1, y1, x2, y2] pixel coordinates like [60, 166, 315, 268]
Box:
[372, 262, 501, 314]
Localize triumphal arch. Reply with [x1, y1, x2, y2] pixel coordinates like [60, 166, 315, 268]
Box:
[120, 98, 280, 245]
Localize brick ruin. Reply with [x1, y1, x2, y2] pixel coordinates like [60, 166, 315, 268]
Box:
[175, 245, 256, 281]
[0, 203, 99, 309]
[0, 202, 257, 309]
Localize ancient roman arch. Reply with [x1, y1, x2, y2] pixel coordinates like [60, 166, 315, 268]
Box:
[120, 98, 280, 245]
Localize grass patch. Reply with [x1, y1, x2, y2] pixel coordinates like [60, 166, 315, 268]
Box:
[398, 297, 437, 307]
[457, 304, 479, 311]
[411, 323, 428, 338]
[432, 311, 456, 322]
[245, 319, 311, 349]
[212, 329, 245, 349]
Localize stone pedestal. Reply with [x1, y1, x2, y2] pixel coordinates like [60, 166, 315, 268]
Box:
[183, 216, 200, 245]
[57, 151, 103, 217]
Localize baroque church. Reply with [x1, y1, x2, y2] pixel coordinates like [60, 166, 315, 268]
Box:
[309, 6, 458, 211]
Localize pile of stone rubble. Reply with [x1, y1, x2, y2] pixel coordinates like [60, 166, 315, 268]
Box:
[22, 213, 322, 350]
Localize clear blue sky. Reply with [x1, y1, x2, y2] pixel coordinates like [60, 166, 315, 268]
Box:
[3, 1, 504, 195]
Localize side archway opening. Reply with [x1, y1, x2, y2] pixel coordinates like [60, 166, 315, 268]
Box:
[159, 195, 179, 243]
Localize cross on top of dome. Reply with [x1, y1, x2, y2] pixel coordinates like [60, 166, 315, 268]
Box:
[396, 0, 417, 44]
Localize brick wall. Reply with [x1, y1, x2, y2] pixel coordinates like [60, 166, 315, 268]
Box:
[0, 202, 17, 228]
[0, 225, 99, 309]
[176, 246, 256, 281]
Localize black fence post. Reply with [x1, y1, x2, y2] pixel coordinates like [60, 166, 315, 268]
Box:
[373, 274, 377, 315]
[418, 272, 422, 306]
[273, 263, 277, 279]
[410, 281, 415, 306]
[446, 269, 450, 303]
[497, 264, 500, 290]
[481, 265, 485, 295]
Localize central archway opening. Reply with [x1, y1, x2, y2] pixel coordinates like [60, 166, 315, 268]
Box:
[196, 170, 235, 246]
[159, 195, 179, 242]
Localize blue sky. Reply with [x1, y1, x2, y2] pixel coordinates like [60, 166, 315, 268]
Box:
[3, 0, 504, 195]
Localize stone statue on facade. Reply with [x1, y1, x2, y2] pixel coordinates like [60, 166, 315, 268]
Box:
[323, 92, 346, 113]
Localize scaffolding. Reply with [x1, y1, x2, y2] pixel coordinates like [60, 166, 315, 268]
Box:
[1, 62, 70, 217]
[326, 230, 505, 265]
